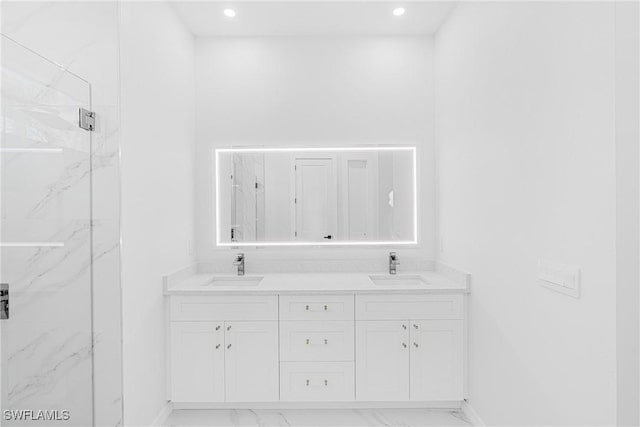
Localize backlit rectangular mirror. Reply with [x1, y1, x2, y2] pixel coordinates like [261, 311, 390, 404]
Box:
[215, 147, 417, 246]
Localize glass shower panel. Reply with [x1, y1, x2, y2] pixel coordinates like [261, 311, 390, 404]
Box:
[0, 36, 94, 426]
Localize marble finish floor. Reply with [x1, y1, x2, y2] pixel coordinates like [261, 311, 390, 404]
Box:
[163, 408, 474, 426]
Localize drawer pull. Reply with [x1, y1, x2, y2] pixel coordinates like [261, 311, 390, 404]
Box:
[304, 304, 329, 312]
[227, 325, 231, 331]
[413, 342, 419, 348]
[215, 325, 221, 331]
[227, 344, 232, 349]
[215, 344, 221, 350]
[305, 338, 329, 345]
[402, 324, 407, 330]
[305, 379, 329, 387]
[402, 342, 407, 348]
[413, 324, 419, 329]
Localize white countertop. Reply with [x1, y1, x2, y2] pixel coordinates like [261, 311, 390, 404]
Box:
[165, 271, 469, 295]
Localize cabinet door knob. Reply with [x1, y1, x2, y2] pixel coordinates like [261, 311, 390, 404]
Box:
[306, 338, 310, 345]
[402, 324, 407, 330]
[413, 324, 419, 329]
[227, 325, 231, 331]
[413, 342, 419, 348]
[324, 339, 328, 345]
[305, 305, 310, 310]
[402, 342, 407, 348]
[306, 379, 310, 386]
[215, 325, 221, 331]
[324, 379, 328, 386]
[324, 305, 328, 311]
[215, 344, 221, 349]
[227, 344, 232, 349]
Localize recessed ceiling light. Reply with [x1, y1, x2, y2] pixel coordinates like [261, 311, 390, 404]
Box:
[393, 7, 405, 16]
[224, 8, 236, 18]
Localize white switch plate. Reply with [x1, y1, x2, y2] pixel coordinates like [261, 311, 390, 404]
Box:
[538, 259, 580, 298]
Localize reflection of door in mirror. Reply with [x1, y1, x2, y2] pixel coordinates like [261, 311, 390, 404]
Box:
[294, 157, 337, 241]
[339, 152, 379, 241]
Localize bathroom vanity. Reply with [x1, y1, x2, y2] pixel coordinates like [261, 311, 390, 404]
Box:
[165, 272, 468, 408]
[162, 144, 469, 409]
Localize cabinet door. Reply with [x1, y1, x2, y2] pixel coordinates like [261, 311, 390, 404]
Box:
[409, 320, 464, 401]
[170, 322, 224, 402]
[355, 321, 409, 401]
[225, 321, 279, 401]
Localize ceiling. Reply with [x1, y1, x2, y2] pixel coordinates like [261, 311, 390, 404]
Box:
[171, 1, 458, 37]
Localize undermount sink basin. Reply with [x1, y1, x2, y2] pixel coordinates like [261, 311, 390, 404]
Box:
[369, 274, 429, 286]
[205, 276, 263, 287]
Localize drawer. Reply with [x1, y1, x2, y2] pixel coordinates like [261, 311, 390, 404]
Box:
[170, 295, 278, 321]
[280, 295, 354, 321]
[355, 294, 464, 320]
[280, 362, 355, 401]
[280, 321, 354, 362]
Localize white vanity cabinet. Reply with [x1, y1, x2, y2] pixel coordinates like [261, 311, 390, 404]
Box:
[169, 296, 279, 403]
[279, 294, 356, 401]
[355, 294, 465, 402]
[167, 289, 466, 406]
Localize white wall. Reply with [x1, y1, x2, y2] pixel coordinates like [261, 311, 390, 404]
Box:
[614, 2, 640, 424]
[195, 36, 435, 268]
[436, 2, 620, 425]
[120, 2, 195, 425]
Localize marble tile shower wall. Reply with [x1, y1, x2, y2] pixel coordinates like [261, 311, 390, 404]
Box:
[1, 2, 122, 426]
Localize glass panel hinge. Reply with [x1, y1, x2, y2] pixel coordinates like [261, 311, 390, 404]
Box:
[79, 108, 95, 131]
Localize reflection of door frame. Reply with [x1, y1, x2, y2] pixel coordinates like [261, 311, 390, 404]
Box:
[339, 152, 379, 241]
[291, 154, 337, 241]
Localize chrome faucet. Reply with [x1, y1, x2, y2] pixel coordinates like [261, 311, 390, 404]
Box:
[389, 252, 400, 275]
[233, 253, 245, 276]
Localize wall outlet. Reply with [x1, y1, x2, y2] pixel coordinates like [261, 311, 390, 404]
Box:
[538, 259, 580, 298]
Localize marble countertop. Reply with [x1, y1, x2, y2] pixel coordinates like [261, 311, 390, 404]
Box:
[165, 271, 469, 295]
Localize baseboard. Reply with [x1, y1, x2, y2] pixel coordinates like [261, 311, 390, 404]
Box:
[461, 400, 485, 426]
[150, 401, 173, 427]
[171, 401, 463, 410]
